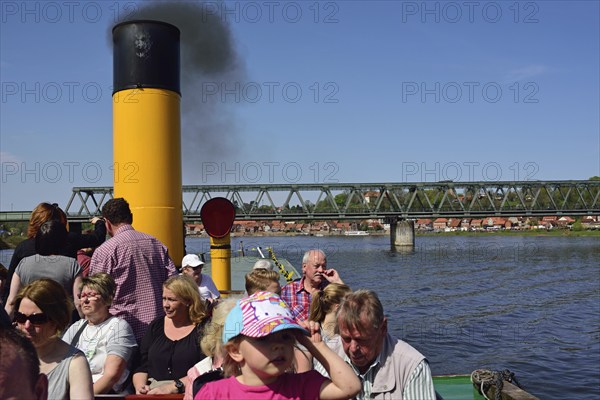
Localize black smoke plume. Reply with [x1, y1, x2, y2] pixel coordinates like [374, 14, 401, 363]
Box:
[114, 2, 246, 181]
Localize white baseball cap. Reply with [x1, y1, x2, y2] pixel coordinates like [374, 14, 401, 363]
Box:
[182, 254, 204, 268]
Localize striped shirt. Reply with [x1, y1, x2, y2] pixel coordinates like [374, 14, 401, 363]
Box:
[347, 356, 435, 400]
[350, 353, 381, 400]
[89, 224, 176, 343]
[402, 361, 436, 400]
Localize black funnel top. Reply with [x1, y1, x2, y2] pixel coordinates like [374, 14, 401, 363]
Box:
[113, 20, 180, 95]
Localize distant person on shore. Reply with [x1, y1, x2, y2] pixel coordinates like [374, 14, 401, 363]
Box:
[0, 328, 49, 400]
[3, 202, 106, 303]
[89, 198, 177, 343]
[5, 220, 83, 319]
[280, 249, 344, 322]
[331, 289, 436, 400]
[181, 254, 220, 304]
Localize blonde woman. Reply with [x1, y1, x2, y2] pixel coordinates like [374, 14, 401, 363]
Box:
[309, 283, 352, 341]
[133, 275, 209, 395]
[309, 283, 352, 377]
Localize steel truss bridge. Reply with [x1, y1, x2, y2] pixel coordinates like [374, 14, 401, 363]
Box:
[2, 180, 597, 223]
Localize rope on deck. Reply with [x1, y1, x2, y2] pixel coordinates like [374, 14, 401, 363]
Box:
[471, 369, 523, 400]
[267, 247, 295, 282]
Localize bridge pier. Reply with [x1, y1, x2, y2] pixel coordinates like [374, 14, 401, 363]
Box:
[390, 219, 415, 251]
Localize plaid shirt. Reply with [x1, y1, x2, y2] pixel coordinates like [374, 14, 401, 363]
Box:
[280, 277, 312, 322]
[89, 224, 176, 343]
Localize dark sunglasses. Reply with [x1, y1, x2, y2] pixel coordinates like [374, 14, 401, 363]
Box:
[14, 311, 49, 325]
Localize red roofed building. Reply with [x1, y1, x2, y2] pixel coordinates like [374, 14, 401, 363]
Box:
[416, 219, 433, 230]
[433, 218, 448, 230]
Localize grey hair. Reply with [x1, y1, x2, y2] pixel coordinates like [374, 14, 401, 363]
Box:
[337, 289, 385, 331]
[302, 249, 326, 264]
[253, 259, 274, 271]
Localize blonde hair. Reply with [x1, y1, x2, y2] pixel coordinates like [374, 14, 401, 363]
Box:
[163, 275, 207, 324]
[245, 269, 280, 295]
[222, 337, 244, 377]
[309, 283, 352, 324]
[200, 297, 240, 358]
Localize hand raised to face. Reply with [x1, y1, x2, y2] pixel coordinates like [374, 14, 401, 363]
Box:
[321, 268, 344, 284]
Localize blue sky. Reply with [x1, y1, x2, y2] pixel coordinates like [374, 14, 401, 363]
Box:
[1, 1, 599, 211]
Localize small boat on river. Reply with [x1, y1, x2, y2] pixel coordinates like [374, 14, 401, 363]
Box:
[343, 230, 369, 236]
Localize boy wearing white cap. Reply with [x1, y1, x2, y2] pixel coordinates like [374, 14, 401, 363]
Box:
[181, 254, 220, 303]
[195, 291, 360, 400]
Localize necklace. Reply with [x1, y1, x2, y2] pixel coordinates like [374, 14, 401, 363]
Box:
[80, 318, 112, 361]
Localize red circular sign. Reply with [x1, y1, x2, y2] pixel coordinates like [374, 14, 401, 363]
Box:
[200, 197, 236, 238]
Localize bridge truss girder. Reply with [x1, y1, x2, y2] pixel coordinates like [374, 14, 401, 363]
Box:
[59, 181, 600, 222]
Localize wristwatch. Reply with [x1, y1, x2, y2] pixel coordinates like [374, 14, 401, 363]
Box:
[174, 379, 184, 394]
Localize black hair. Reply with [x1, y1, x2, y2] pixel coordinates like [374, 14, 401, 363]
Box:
[101, 198, 133, 225]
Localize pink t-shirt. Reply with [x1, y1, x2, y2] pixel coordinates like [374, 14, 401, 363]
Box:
[195, 370, 327, 400]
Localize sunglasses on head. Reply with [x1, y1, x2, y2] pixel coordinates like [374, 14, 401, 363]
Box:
[14, 311, 49, 325]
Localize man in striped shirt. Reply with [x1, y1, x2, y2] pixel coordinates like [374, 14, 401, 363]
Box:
[89, 198, 177, 343]
[332, 289, 437, 400]
[280, 249, 344, 323]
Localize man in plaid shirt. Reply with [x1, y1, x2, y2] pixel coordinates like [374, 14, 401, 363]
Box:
[280, 249, 344, 323]
[89, 198, 177, 343]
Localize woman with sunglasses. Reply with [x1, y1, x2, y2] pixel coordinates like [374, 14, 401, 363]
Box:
[63, 273, 137, 395]
[13, 278, 94, 399]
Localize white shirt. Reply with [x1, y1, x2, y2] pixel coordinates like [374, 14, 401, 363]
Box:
[62, 316, 137, 392]
[199, 273, 220, 301]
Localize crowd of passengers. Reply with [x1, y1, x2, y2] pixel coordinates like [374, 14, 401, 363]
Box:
[0, 198, 437, 400]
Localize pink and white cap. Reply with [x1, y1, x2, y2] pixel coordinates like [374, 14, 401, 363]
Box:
[222, 291, 308, 343]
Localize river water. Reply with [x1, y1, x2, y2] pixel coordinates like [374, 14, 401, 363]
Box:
[189, 234, 600, 399]
[2, 235, 598, 398]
